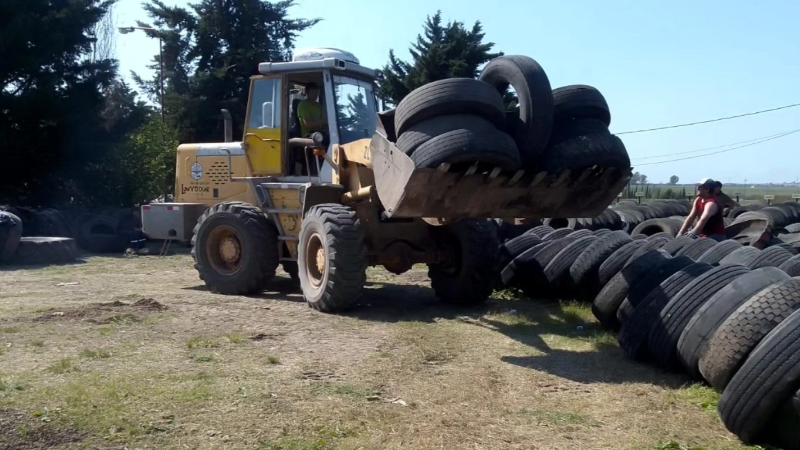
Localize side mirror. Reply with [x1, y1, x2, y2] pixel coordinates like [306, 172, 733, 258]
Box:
[261, 101, 274, 128]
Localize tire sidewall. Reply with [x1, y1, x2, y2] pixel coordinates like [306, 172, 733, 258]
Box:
[195, 212, 259, 285]
[298, 213, 329, 306]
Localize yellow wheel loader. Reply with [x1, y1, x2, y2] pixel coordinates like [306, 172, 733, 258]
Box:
[141, 48, 631, 312]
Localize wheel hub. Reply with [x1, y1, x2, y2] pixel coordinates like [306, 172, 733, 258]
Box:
[219, 236, 241, 263]
[205, 225, 243, 275]
[305, 233, 325, 288]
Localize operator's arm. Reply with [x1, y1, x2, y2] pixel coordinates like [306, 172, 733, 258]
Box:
[678, 201, 699, 235]
[692, 202, 719, 235]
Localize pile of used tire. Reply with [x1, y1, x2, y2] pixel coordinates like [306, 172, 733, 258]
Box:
[391, 56, 629, 178]
[495, 201, 800, 449]
[0, 206, 140, 265]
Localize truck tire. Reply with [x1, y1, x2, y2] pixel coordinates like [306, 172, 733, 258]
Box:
[551, 84, 611, 126]
[541, 228, 574, 241]
[541, 132, 630, 174]
[625, 236, 672, 267]
[697, 240, 743, 265]
[675, 237, 717, 260]
[479, 55, 553, 164]
[395, 78, 505, 135]
[0, 211, 23, 263]
[500, 241, 552, 288]
[396, 114, 497, 155]
[661, 236, 695, 256]
[10, 237, 77, 265]
[631, 219, 683, 238]
[720, 246, 762, 266]
[647, 264, 751, 370]
[779, 254, 800, 276]
[677, 267, 790, 379]
[592, 249, 671, 330]
[700, 278, 800, 391]
[718, 308, 800, 445]
[497, 233, 543, 274]
[543, 235, 599, 294]
[525, 225, 554, 238]
[543, 218, 577, 230]
[597, 240, 646, 287]
[78, 215, 129, 253]
[298, 204, 367, 311]
[192, 202, 279, 296]
[410, 127, 521, 171]
[570, 231, 633, 299]
[617, 255, 697, 326]
[429, 219, 498, 305]
[618, 262, 713, 360]
[593, 228, 613, 237]
[784, 223, 800, 233]
[747, 246, 793, 269]
[547, 118, 609, 148]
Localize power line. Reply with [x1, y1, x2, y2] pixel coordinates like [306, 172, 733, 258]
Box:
[634, 128, 800, 166]
[617, 102, 800, 135]
[631, 129, 798, 160]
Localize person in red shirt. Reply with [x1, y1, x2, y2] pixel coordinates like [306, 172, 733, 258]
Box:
[678, 178, 727, 241]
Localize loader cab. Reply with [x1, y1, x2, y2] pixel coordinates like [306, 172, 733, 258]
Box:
[247, 48, 381, 181]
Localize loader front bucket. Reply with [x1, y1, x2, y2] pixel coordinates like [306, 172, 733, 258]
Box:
[370, 133, 632, 220]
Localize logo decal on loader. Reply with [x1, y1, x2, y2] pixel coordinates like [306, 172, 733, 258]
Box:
[190, 162, 203, 180]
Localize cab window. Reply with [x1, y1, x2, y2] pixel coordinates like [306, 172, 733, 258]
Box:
[247, 78, 281, 129]
[333, 75, 377, 143]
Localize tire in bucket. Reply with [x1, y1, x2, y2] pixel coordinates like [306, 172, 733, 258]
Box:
[479, 55, 554, 165]
[298, 204, 368, 312]
[410, 127, 521, 171]
[10, 237, 77, 265]
[551, 84, 611, 126]
[396, 114, 497, 156]
[540, 132, 630, 174]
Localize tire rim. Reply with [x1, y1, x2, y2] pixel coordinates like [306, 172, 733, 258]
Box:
[305, 232, 325, 288]
[206, 225, 243, 275]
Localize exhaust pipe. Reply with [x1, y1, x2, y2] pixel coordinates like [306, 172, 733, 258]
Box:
[221, 109, 232, 142]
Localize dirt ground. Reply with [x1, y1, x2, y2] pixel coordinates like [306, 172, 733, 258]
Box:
[0, 250, 762, 450]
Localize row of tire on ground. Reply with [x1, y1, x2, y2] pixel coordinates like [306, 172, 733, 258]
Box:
[495, 204, 800, 449]
[0, 206, 139, 265]
[389, 55, 629, 176]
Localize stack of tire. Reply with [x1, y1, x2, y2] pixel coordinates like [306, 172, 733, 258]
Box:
[732, 201, 800, 230]
[0, 210, 77, 266]
[392, 56, 629, 177]
[540, 200, 692, 235]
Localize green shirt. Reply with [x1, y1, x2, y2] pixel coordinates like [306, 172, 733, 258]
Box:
[297, 100, 326, 136]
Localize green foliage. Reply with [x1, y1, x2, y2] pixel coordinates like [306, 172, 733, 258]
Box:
[379, 11, 502, 105]
[669, 175, 680, 185]
[118, 118, 179, 203]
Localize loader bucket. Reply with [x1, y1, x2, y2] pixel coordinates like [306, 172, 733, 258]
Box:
[370, 133, 632, 220]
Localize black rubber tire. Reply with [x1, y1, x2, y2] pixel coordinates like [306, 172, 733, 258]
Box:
[543, 218, 577, 230]
[718, 307, 800, 444]
[592, 249, 671, 330]
[525, 225, 554, 238]
[394, 78, 505, 135]
[697, 240, 743, 265]
[617, 255, 697, 326]
[570, 231, 633, 300]
[631, 219, 683, 238]
[281, 261, 299, 280]
[547, 118, 609, 148]
[618, 262, 713, 361]
[551, 85, 611, 126]
[785, 223, 800, 233]
[646, 232, 674, 241]
[543, 235, 599, 295]
[700, 278, 800, 391]
[593, 228, 613, 237]
[677, 267, 790, 379]
[192, 202, 279, 296]
[10, 237, 78, 265]
[541, 228, 574, 242]
[647, 264, 752, 370]
[396, 114, 497, 155]
[770, 241, 799, 255]
[720, 246, 762, 266]
[747, 245, 793, 269]
[675, 237, 718, 260]
[626, 236, 672, 267]
[0, 211, 23, 263]
[429, 219, 499, 305]
[661, 236, 695, 256]
[512, 237, 579, 298]
[540, 132, 630, 173]
[298, 204, 367, 311]
[597, 240, 646, 287]
[779, 254, 800, 276]
[500, 241, 552, 287]
[410, 127, 521, 171]
[497, 233, 543, 275]
[479, 55, 553, 164]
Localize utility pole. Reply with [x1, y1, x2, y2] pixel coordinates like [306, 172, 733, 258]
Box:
[119, 26, 165, 122]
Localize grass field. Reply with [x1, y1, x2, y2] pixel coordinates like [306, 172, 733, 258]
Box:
[0, 252, 769, 449]
[623, 184, 800, 204]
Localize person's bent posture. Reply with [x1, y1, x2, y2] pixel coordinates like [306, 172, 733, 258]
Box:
[678, 178, 727, 241]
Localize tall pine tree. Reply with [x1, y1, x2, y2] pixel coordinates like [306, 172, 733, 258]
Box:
[134, 0, 319, 143]
[379, 11, 502, 106]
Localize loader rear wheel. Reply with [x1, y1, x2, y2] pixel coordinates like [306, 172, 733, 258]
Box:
[298, 204, 367, 312]
[192, 202, 279, 295]
[0, 211, 23, 263]
[429, 219, 499, 305]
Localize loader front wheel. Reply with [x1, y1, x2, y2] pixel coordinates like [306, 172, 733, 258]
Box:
[192, 202, 279, 295]
[298, 204, 367, 312]
[429, 219, 499, 305]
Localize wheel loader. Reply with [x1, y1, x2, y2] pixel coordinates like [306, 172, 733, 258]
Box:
[141, 47, 631, 312]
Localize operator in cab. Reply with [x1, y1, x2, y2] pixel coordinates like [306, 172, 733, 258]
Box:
[678, 178, 727, 241]
[297, 82, 328, 138]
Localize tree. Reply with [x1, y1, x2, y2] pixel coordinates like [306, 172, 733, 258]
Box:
[378, 11, 502, 106]
[669, 175, 679, 185]
[135, 0, 319, 143]
[118, 118, 179, 204]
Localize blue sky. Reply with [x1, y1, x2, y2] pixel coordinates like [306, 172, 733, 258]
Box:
[114, 0, 800, 184]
